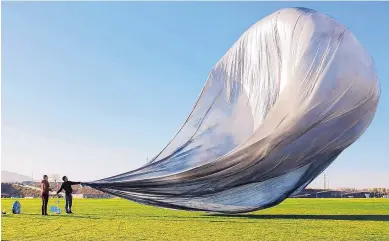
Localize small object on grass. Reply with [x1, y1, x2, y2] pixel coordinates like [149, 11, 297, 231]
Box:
[50, 198, 62, 214]
[12, 201, 21, 214]
[50, 206, 62, 214]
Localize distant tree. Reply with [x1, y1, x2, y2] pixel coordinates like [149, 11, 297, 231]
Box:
[341, 188, 357, 193]
[51, 174, 61, 183]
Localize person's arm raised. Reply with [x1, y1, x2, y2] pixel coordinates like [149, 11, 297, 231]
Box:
[69, 181, 81, 185]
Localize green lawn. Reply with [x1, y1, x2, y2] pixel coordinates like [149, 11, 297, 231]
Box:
[1, 198, 389, 240]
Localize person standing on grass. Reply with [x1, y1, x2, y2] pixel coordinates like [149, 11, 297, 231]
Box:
[56, 176, 81, 214]
[40, 175, 52, 216]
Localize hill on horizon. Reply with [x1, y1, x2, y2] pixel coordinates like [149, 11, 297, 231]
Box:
[1, 170, 33, 183]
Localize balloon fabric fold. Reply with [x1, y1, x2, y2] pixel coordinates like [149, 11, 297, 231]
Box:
[84, 7, 380, 213]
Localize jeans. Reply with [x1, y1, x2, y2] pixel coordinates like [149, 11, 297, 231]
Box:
[41, 193, 49, 215]
[65, 193, 73, 213]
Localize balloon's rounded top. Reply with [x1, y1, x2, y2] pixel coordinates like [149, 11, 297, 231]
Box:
[86, 7, 380, 213]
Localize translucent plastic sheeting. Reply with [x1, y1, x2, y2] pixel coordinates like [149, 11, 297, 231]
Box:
[84, 7, 380, 213]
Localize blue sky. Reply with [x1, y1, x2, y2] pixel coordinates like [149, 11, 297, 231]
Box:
[2, 2, 388, 188]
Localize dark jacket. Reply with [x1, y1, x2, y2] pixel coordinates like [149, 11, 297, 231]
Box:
[57, 181, 80, 195]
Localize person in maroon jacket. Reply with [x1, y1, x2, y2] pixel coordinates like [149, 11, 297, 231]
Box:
[40, 175, 52, 215]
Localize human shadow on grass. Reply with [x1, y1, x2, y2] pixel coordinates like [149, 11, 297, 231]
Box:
[81, 213, 260, 223]
[74, 213, 389, 222]
[209, 214, 389, 221]
[21, 213, 101, 219]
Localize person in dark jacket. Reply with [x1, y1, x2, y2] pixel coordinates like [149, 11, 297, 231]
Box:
[56, 176, 81, 214]
[40, 175, 52, 215]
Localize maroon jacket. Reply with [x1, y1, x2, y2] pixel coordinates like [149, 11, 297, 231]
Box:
[40, 180, 50, 196]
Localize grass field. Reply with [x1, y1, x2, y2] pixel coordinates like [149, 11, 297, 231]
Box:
[1, 198, 389, 241]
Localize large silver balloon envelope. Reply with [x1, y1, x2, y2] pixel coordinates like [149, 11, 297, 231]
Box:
[85, 7, 380, 213]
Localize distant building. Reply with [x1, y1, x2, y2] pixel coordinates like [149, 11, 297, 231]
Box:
[291, 189, 377, 199]
[72, 194, 84, 199]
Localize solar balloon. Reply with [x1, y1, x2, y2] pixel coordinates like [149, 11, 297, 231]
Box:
[84, 7, 380, 213]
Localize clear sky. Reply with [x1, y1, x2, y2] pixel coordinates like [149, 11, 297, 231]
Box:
[2, 2, 388, 188]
